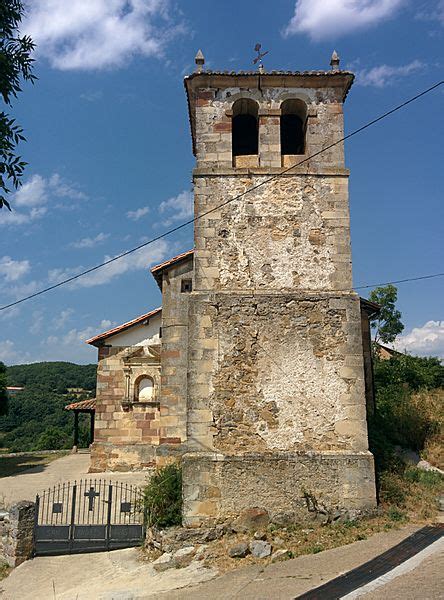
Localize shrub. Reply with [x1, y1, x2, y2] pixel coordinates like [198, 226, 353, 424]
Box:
[387, 506, 407, 523]
[378, 472, 406, 506]
[141, 464, 182, 528]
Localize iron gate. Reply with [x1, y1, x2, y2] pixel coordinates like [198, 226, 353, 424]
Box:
[34, 479, 145, 555]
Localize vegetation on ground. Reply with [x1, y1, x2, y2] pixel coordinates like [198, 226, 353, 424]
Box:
[0, 362, 7, 416]
[141, 464, 182, 528]
[6, 361, 97, 393]
[0, 362, 96, 452]
[0, 560, 11, 582]
[0, 451, 68, 478]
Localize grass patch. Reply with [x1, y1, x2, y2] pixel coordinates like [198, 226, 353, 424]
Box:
[0, 561, 11, 581]
[0, 451, 68, 478]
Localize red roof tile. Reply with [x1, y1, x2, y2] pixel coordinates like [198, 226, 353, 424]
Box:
[86, 307, 162, 346]
[65, 398, 96, 411]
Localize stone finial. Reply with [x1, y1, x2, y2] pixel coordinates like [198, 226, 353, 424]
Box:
[195, 49, 205, 73]
[330, 50, 340, 70]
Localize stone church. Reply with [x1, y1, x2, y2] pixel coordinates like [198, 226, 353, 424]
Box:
[86, 53, 379, 526]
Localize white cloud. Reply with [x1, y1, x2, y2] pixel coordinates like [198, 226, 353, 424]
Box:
[14, 174, 47, 207]
[357, 60, 424, 87]
[53, 308, 75, 330]
[24, 0, 184, 71]
[392, 320, 444, 359]
[2, 280, 41, 301]
[0, 206, 47, 227]
[80, 90, 103, 102]
[48, 173, 87, 200]
[127, 206, 150, 221]
[30, 310, 45, 335]
[0, 340, 32, 365]
[0, 172, 85, 226]
[71, 232, 109, 249]
[0, 318, 115, 364]
[54, 320, 115, 347]
[0, 256, 30, 282]
[159, 190, 193, 226]
[48, 239, 169, 288]
[0, 306, 21, 321]
[283, 0, 404, 40]
[416, 1, 444, 25]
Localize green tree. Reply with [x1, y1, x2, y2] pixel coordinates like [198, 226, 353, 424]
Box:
[0, 0, 36, 210]
[0, 361, 8, 416]
[368, 284, 404, 345]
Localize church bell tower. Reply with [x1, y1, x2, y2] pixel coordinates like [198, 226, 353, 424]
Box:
[181, 52, 377, 526]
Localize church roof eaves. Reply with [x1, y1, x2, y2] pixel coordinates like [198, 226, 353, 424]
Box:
[150, 249, 194, 288]
[65, 398, 96, 411]
[85, 307, 162, 346]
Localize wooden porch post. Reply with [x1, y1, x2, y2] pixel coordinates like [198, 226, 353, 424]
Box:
[72, 410, 79, 453]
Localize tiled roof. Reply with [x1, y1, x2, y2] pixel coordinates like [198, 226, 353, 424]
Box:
[185, 69, 354, 78]
[85, 307, 162, 346]
[65, 398, 96, 411]
[150, 249, 194, 287]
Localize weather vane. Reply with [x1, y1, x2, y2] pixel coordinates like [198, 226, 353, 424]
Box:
[253, 43, 269, 71]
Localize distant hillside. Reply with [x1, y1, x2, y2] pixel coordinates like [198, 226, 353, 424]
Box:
[1, 362, 97, 452]
[7, 362, 97, 394]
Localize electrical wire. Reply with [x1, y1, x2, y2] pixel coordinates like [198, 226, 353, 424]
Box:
[0, 79, 443, 312]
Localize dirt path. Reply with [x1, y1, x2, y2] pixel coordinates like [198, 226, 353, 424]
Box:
[0, 453, 149, 507]
[0, 547, 217, 600]
[1, 524, 442, 599]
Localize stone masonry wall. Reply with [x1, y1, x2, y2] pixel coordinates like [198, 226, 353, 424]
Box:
[0, 502, 35, 567]
[193, 173, 352, 293]
[182, 72, 376, 525]
[187, 292, 369, 454]
[157, 257, 194, 464]
[182, 452, 376, 527]
[193, 83, 345, 170]
[90, 346, 161, 472]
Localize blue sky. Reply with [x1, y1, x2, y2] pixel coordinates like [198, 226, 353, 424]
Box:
[0, 0, 443, 364]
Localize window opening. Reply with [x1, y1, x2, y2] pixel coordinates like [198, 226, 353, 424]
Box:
[137, 377, 154, 402]
[181, 279, 192, 293]
[232, 99, 259, 158]
[280, 99, 307, 156]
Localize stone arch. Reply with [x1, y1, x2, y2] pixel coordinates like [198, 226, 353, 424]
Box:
[134, 374, 155, 402]
[231, 98, 259, 159]
[280, 98, 307, 156]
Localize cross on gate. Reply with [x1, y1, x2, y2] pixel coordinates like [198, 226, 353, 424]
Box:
[84, 486, 100, 511]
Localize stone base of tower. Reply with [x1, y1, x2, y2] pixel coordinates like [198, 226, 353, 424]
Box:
[182, 451, 377, 527]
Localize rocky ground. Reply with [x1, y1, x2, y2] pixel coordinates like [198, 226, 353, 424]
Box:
[143, 505, 426, 576]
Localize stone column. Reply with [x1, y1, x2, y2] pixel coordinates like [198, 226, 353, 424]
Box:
[259, 109, 281, 168]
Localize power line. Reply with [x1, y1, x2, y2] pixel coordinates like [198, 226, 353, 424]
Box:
[354, 272, 444, 290]
[1, 79, 443, 312]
